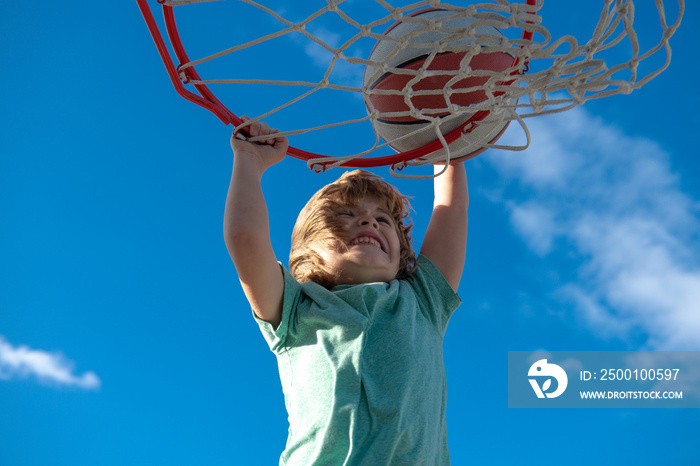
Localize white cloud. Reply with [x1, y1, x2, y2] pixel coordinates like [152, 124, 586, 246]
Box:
[303, 26, 364, 88]
[0, 335, 100, 390]
[488, 106, 700, 350]
[303, 27, 341, 69]
[509, 202, 557, 255]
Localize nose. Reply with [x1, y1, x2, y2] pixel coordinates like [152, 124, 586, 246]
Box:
[358, 214, 378, 229]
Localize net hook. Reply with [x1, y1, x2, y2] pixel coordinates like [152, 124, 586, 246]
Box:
[176, 64, 190, 84]
[309, 163, 328, 174]
[390, 160, 408, 171]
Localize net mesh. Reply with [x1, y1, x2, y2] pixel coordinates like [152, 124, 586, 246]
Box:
[157, 0, 684, 176]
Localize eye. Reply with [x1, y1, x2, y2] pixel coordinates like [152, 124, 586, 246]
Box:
[338, 210, 353, 217]
[376, 215, 391, 224]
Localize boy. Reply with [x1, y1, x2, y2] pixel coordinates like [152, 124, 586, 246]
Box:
[224, 117, 468, 465]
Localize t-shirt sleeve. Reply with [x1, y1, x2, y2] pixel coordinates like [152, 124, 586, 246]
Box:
[252, 262, 301, 353]
[407, 254, 462, 334]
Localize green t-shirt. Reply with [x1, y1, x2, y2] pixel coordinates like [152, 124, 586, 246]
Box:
[254, 255, 462, 465]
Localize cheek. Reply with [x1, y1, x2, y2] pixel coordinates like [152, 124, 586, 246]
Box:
[386, 228, 402, 254]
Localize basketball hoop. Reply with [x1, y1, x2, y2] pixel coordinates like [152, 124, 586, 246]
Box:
[137, 0, 684, 176]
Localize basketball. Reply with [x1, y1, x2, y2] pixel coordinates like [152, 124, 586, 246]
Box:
[364, 8, 518, 162]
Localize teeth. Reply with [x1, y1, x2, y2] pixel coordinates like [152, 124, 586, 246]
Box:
[350, 237, 381, 249]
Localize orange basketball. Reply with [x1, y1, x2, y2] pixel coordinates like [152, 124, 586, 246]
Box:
[364, 8, 517, 161]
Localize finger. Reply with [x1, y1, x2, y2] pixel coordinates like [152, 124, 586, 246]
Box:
[239, 116, 252, 135]
[257, 122, 274, 144]
[268, 128, 280, 145]
[254, 121, 271, 140]
[249, 121, 259, 138]
[273, 134, 288, 150]
[233, 116, 251, 140]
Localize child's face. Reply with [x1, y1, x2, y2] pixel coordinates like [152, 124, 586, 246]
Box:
[319, 195, 401, 286]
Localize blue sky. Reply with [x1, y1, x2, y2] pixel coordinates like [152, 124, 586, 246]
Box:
[1, 1, 699, 465]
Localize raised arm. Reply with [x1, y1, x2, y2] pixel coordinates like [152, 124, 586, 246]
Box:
[419, 163, 469, 292]
[224, 118, 288, 328]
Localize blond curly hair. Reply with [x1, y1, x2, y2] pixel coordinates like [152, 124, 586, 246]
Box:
[289, 170, 416, 289]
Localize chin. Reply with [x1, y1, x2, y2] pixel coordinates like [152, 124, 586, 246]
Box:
[342, 266, 400, 285]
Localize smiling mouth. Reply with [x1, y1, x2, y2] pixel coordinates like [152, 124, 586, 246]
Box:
[349, 236, 384, 252]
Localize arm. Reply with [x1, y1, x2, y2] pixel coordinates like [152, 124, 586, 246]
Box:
[223, 118, 289, 328]
[419, 163, 469, 292]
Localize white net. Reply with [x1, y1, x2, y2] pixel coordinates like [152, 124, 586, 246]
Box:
[158, 0, 684, 176]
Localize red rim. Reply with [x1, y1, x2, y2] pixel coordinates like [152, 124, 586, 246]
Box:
[137, 0, 538, 169]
